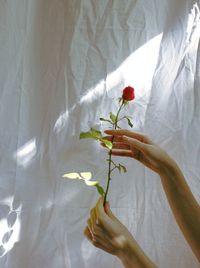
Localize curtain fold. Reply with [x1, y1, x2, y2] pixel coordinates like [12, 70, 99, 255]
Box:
[0, 0, 199, 267]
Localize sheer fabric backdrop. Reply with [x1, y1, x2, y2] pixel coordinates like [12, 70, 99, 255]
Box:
[0, 0, 199, 267]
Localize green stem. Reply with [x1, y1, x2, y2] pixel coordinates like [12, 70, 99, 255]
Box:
[104, 100, 125, 205]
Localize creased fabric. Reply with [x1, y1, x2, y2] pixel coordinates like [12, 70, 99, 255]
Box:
[0, 0, 199, 267]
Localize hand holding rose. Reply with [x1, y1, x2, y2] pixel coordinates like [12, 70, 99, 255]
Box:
[84, 197, 157, 268]
[103, 129, 176, 176]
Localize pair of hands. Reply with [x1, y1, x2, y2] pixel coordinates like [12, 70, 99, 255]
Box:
[84, 129, 174, 263]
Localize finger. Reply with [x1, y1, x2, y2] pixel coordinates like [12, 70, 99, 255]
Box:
[122, 136, 146, 152]
[85, 227, 113, 253]
[104, 202, 116, 220]
[101, 140, 130, 149]
[101, 142, 130, 150]
[104, 129, 152, 144]
[104, 129, 144, 138]
[95, 197, 108, 220]
[84, 227, 93, 242]
[111, 150, 133, 158]
[111, 147, 143, 162]
[102, 135, 124, 142]
[87, 218, 93, 235]
[85, 222, 112, 251]
[90, 208, 96, 229]
[112, 142, 130, 150]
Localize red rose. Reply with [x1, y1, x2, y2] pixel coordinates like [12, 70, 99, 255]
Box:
[122, 86, 135, 101]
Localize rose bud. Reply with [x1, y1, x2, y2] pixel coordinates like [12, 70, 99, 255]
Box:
[122, 86, 135, 101]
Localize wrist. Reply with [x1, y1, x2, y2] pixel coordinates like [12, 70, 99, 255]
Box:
[117, 238, 157, 268]
[157, 154, 180, 178]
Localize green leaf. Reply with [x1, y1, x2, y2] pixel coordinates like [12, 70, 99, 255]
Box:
[101, 139, 113, 150]
[91, 128, 103, 139]
[109, 112, 117, 124]
[85, 180, 99, 186]
[119, 164, 127, 173]
[95, 184, 105, 196]
[63, 171, 105, 196]
[99, 117, 113, 124]
[80, 172, 92, 181]
[80, 131, 94, 139]
[80, 128, 102, 140]
[63, 172, 80, 179]
[84, 179, 105, 196]
[124, 116, 133, 128]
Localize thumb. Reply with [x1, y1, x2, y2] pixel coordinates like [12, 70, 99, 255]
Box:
[104, 202, 116, 220]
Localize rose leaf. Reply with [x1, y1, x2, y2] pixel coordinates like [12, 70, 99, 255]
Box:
[119, 164, 127, 173]
[95, 184, 105, 196]
[109, 112, 117, 124]
[63, 172, 80, 179]
[101, 139, 113, 150]
[124, 116, 133, 128]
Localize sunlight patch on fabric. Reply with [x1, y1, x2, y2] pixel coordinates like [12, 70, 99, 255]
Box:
[186, 2, 200, 44]
[14, 139, 37, 168]
[54, 34, 163, 135]
[106, 33, 163, 98]
[0, 200, 21, 257]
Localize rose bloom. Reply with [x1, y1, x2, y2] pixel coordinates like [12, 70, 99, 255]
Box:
[122, 86, 135, 101]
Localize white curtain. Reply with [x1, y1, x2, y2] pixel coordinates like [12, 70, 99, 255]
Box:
[0, 0, 199, 267]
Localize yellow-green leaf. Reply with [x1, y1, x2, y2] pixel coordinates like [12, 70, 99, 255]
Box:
[80, 128, 103, 140]
[80, 131, 94, 139]
[101, 139, 113, 150]
[80, 172, 92, 181]
[95, 184, 105, 195]
[99, 117, 113, 124]
[85, 180, 99, 186]
[91, 128, 102, 139]
[63, 172, 80, 179]
[119, 164, 127, 173]
[110, 112, 117, 124]
[125, 117, 133, 128]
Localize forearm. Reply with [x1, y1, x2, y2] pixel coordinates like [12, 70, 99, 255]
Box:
[117, 239, 157, 268]
[159, 161, 200, 261]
